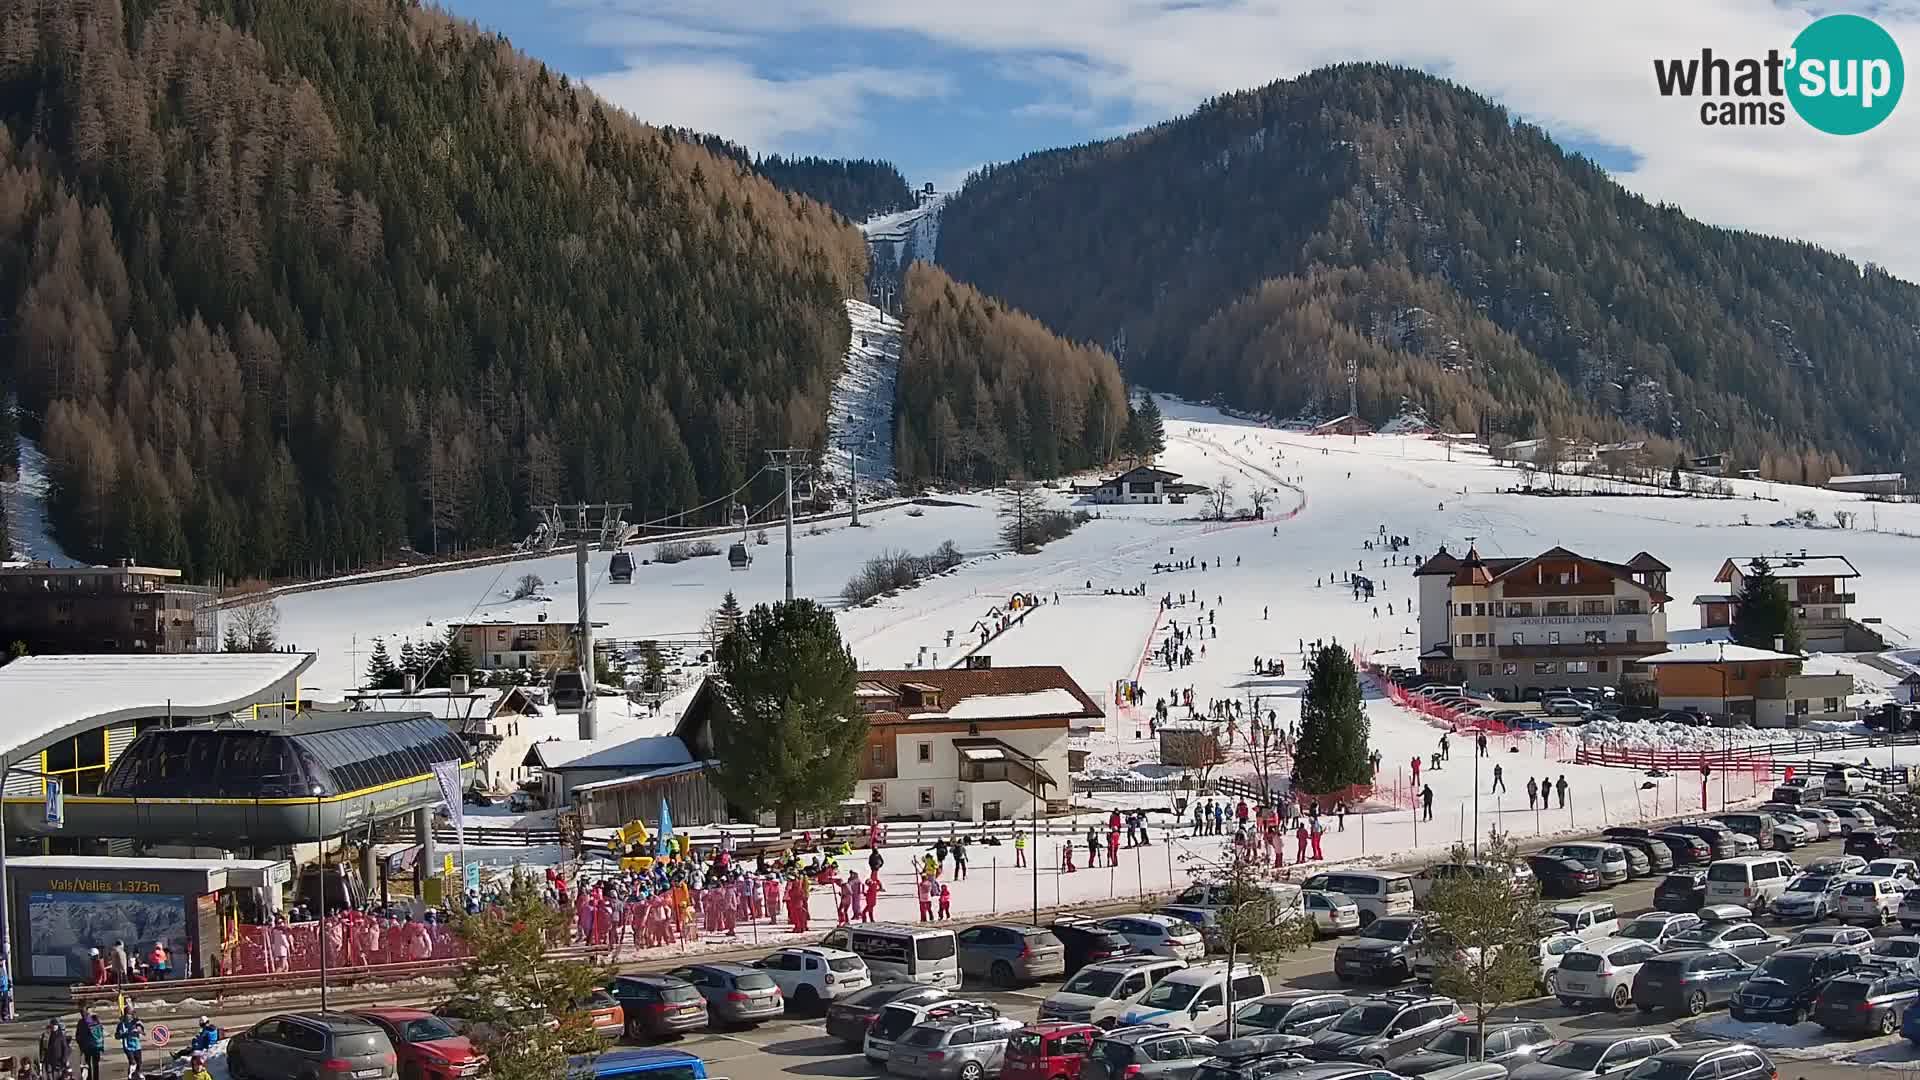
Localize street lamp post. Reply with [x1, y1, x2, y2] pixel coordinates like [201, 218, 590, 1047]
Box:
[313, 785, 329, 1011]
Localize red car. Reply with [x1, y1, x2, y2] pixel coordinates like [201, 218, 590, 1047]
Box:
[351, 1008, 486, 1080]
[1003, 1022, 1098, 1080]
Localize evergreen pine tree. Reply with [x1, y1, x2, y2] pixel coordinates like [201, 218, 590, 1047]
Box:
[1294, 644, 1372, 793]
[712, 599, 865, 829]
[1670, 456, 1684, 488]
[1120, 396, 1143, 459]
[433, 628, 475, 688]
[716, 591, 744, 644]
[448, 873, 612, 1079]
[365, 639, 400, 689]
[1731, 558, 1804, 654]
[222, 625, 245, 652]
[1137, 395, 1167, 457]
[399, 639, 421, 682]
[638, 641, 667, 694]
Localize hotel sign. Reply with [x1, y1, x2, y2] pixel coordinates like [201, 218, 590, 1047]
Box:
[1503, 615, 1612, 626]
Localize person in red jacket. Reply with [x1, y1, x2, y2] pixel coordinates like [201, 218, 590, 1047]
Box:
[89, 948, 111, 986]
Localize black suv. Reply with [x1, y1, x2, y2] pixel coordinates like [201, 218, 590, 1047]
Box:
[1654, 870, 1708, 913]
[1846, 828, 1901, 859]
[1729, 945, 1866, 1024]
[1332, 916, 1428, 984]
[228, 1012, 396, 1080]
[1305, 992, 1463, 1067]
[1813, 965, 1920, 1036]
[1630, 1043, 1774, 1080]
[1051, 917, 1135, 975]
[1663, 823, 1737, 860]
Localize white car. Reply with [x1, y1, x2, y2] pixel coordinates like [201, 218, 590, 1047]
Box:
[1867, 859, 1920, 887]
[1554, 937, 1664, 1011]
[1898, 889, 1920, 932]
[1612, 912, 1701, 949]
[755, 946, 871, 1008]
[1305, 890, 1362, 937]
[1837, 877, 1907, 925]
[1806, 855, 1870, 877]
[1542, 698, 1587, 717]
[1099, 914, 1207, 960]
[1534, 932, 1587, 996]
[1787, 925, 1874, 952]
[1761, 804, 1832, 840]
[1769, 873, 1848, 922]
[1037, 956, 1188, 1026]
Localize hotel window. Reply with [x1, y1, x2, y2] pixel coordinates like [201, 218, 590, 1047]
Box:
[1548, 631, 1562, 645]
[1580, 600, 1606, 615]
[1502, 663, 1519, 676]
[1546, 601, 1571, 615]
[1474, 634, 1488, 647]
[1824, 697, 1841, 712]
[1584, 630, 1607, 644]
[1459, 634, 1472, 647]
[1460, 604, 1472, 616]
[1508, 602, 1534, 616]
[1534, 661, 1559, 675]
[1794, 699, 1810, 716]
[1511, 632, 1524, 646]
[1617, 599, 1642, 614]
[1474, 603, 1487, 616]
[1478, 663, 1493, 676]
[918, 787, 935, 809]
[1566, 661, 1589, 674]
[1626, 629, 1638, 643]
[917, 742, 932, 763]
[1558, 572, 1572, 585]
[1597, 661, 1610, 673]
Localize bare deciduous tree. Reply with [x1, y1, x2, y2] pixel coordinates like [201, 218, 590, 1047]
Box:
[226, 596, 281, 652]
[1206, 477, 1236, 520]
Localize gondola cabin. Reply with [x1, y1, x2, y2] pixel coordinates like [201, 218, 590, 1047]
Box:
[609, 551, 634, 583]
[552, 670, 588, 711]
[728, 542, 752, 570]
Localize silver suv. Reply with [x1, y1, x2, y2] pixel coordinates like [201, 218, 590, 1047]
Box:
[887, 1016, 1027, 1080]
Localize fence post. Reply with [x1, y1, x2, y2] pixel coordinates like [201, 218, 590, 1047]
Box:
[1600, 787, 1609, 825]
[992, 857, 997, 913]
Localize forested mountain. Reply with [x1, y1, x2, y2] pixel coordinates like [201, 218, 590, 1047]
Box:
[665, 131, 914, 223]
[0, 0, 867, 581]
[940, 63, 1919, 479]
[895, 262, 1127, 488]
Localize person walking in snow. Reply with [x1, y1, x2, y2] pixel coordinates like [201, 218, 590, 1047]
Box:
[1411, 755, 1421, 785]
[1440, 733, 1450, 761]
[1294, 821, 1310, 863]
[1556, 775, 1569, 809]
[1492, 763, 1506, 794]
[1086, 826, 1101, 868]
[1309, 817, 1325, 860]
[1526, 777, 1539, 809]
[1421, 785, 1434, 820]
[1477, 732, 1489, 756]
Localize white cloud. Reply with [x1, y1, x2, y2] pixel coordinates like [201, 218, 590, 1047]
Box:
[572, 0, 1920, 279]
[586, 59, 950, 153]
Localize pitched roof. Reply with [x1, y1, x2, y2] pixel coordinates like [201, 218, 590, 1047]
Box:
[856, 665, 1103, 724]
[1717, 555, 1861, 582]
[1457, 545, 1671, 599]
[1639, 644, 1802, 664]
[1626, 552, 1671, 572]
[523, 734, 693, 771]
[1104, 466, 1181, 485]
[0, 652, 315, 759]
[1413, 547, 1462, 577]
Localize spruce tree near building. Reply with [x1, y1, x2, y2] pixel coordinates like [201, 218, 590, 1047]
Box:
[1294, 644, 1371, 793]
[365, 639, 400, 690]
[712, 599, 865, 829]
[1731, 558, 1804, 654]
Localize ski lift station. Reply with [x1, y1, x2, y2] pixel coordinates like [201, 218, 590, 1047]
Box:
[0, 654, 472, 858]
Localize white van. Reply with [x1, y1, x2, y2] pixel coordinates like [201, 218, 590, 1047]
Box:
[1298, 871, 1415, 926]
[1826, 767, 1874, 795]
[1544, 902, 1620, 942]
[1115, 962, 1272, 1031]
[1704, 855, 1797, 911]
[1173, 882, 1307, 919]
[1037, 956, 1188, 1026]
[818, 922, 960, 989]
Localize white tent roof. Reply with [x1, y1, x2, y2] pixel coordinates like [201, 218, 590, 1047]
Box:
[0, 652, 314, 761]
[1638, 644, 1801, 665]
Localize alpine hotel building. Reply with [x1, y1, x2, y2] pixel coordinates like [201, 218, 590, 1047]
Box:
[1415, 545, 1671, 694]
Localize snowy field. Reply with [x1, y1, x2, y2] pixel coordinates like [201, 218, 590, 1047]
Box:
[261, 396, 1920, 895]
[822, 299, 901, 501]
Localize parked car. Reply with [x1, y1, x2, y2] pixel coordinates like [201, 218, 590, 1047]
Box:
[1083, 1027, 1221, 1080]
[1616, 845, 1653, 879]
[1039, 957, 1188, 1027]
[1806, 854, 1870, 877]
[1621, 1042, 1774, 1080]
[1003, 1023, 1100, 1080]
[757, 946, 872, 1009]
[1871, 936, 1920, 972]
[1822, 803, 1878, 834]
[1533, 933, 1587, 996]
[1650, 831, 1713, 865]
[1051, 918, 1136, 975]
[957, 924, 1068, 986]
[578, 990, 625, 1042]
[1410, 862, 1535, 902]
[1525, 856, 1598, 899]
[1826, 766, 1875, 795]
[1191, 1035, 1315, 1080]
[1162, 907, 1228, 955]
[228, 1013, 398, 1080]
[1384, 1021, 1554, 1076]
[1333, 915, 1428, 983]
[1728, 945, 1868, 1024]
[1898, 889, 1920, 932]
[1612, 912, 1700, 949]
[1304, 891, 1362, 937]
[347, 1009, 479, 1080]
[1100, 915, 1208, 961]
[1653, 871, 1708, 913]
[866, 999, 1000, 1064]
[1760, 804, 1831, 840]
[1607, 836, 1674, 875]
[826, 983, 949, 1047]
[1768, 873, 1847, 922]
[887, 1015, 1027, 1080]
[1867, 858, 1920, 886]
[1663, 823, 1737, 861]
[1537, 843, 1630, 887]
[1629, 949, 1755, 1016]
[1543, 902, 1619, 942]
[603, 976, 708, 1041]
[1821, 969, 1920, 1036]
[1846, 828, 1901, 859]
[661, 962, 784, 1027]
[1543, 698, 1587, 717]
[1662, 919, 1788, 964]
[1839, 877, 1909, 926]
[1508, 1033, 1677, 1080]
[1203, 992, 1354, 1040]
[1703, 855, 1796, 912]
[1554, 938, 1663, 1011]
[1787, 926, 1874, 953]
[1305, 992, 1464, 1066]
[1117, 963, 1271, 1032]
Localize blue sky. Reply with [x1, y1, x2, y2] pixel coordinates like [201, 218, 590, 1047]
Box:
[439, 0, 1920, 276]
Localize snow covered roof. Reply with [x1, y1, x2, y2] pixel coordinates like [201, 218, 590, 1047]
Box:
[523, 734, 693, 772]
[350, 686, 515, 724]
[1414, 547, 1462, 576]
[0, 652, 314, 761]
[1717, 555, 1860, 581]
[1638, 644, 1802, 665]
[1693, 594, 1735, 605]
[856, 666, 1103, 724]
[569, 760, 713, 792]
[1828, 473, 1904, 484]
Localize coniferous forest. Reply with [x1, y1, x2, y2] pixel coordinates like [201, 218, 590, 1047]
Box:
[940, 63, 1919, 481]
[894, 262, 1128, 488]
[662, 130, 915, 224]
[0, 0, 867, 580]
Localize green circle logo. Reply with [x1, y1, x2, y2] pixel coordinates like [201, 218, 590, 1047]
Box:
[1787, 14, 1904, 134]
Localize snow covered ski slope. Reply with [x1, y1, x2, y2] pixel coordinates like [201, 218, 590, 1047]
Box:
[823, 299, 901, 500]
